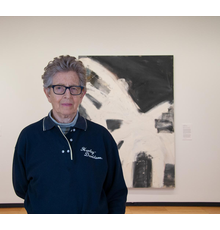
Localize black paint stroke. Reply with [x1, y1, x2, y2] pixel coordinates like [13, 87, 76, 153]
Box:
[155, 105, 174, 133]
[106, 119, 123, 132]
[163, 164, 175, 187]
[79, 105, 91, 120]
[133, 152, 152, 188]
[117, 140, 124, 150]
[86, 68, 111, 95]
[81, 56, 173, 113]
[86, 94, 102, 109]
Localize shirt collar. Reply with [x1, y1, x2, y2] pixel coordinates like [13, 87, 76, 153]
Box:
[43, 112, 87, 131]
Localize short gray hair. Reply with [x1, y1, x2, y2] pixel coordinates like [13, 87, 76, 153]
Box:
[42, 55, 87, 89]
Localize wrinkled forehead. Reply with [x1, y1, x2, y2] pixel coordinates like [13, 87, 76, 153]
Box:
[52, 71, 80, 85]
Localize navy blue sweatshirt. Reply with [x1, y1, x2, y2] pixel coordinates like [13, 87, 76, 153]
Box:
[12, 113, 127, 214]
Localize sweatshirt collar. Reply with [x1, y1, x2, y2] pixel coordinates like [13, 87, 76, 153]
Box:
[43, 112, 87, 132]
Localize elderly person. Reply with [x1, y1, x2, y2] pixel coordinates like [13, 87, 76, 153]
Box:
[12, 55, 127, 214]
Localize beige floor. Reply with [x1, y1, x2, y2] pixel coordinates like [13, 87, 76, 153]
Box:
[125, 206, 220, 214]
[0, 206, 220, 214]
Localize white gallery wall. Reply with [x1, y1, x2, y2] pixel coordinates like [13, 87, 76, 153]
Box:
[0, 16, 220, 203]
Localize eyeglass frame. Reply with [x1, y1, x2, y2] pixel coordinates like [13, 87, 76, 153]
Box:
[49, 85, 84, 95]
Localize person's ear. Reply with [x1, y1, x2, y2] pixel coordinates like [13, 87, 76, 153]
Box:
[80, 88, 86, 99]
[44, 88, 52, 103]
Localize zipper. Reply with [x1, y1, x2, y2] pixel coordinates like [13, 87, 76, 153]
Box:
[57, 125, 73, 161]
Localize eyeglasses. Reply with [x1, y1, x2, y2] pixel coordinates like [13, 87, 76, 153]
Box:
[50, 85, 84, 95]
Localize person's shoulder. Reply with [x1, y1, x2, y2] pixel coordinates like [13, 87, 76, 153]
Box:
[20, 118, 44, 134]
[16, 118, 45, 145]
[86, 119, 108, 132]
[86, 119, 115, 140]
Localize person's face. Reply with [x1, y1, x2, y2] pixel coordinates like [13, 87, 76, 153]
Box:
[44, 71, 86, 122]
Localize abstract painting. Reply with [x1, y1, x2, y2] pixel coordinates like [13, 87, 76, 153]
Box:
[79, 56, 174, 188]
